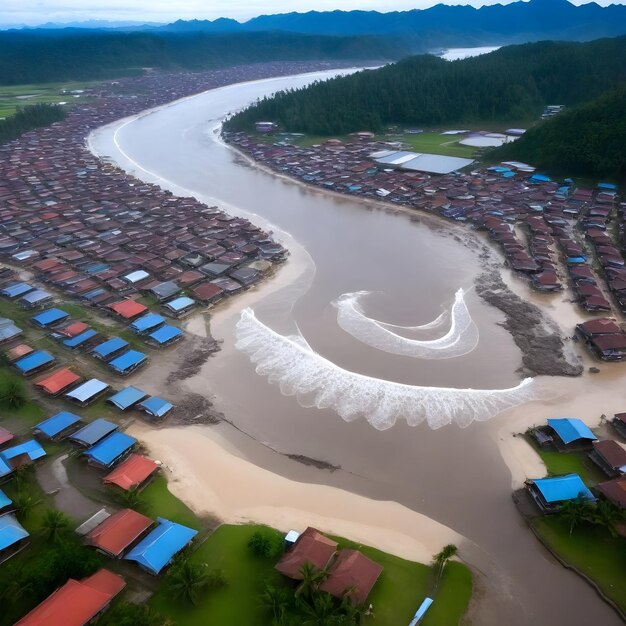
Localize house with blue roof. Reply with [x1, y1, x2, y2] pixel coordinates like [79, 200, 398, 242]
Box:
[108, 350, 147, 376]
[13, 350, 55, 376]
[31, 308, 69, 328]
[124, 517, 197, 574]
[546, 418, 598, 450]
[164, 296, 196, 318]
[0, 440, 46, 478]
[0, 514, 29, 562]
[91, 337, 129, 361]
[33, 411, 81, 440]
[1, 282, 34, 299]
[527, 473, 595, 513]
[63, 329, 98, 349]
[147, 325, 183, 347]
[139, 397, 174, 420]
[0, 318, 22, 344]
[107, 387, 148, 411]
[0, 488, 13, 514]
[69, 418, 118, 447]
[84, 432, 136, 469]
[130, 313, 165, 335]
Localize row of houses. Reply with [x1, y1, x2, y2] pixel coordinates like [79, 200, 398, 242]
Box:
[576, 318, 626, 361]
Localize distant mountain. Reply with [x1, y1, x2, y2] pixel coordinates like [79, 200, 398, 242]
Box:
[494, 85, 626, 181]
[153, 0, 626, 46]
[10, 20, 162, 31]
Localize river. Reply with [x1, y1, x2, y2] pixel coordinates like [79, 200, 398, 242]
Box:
[89, 69, 623, 625]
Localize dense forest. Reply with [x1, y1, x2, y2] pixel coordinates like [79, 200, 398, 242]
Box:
[0, 31, 407, 86]
[494, 85, 626, 181]
[225, 37, 626, 135]
[0, 104, 66, 144]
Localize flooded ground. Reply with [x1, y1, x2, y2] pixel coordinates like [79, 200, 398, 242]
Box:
[90, 70, 624, 625]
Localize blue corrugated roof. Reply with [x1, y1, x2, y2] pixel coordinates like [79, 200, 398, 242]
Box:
[84, 432, 136, 467]
[0, 457, 11, 478]
[70, 418, 118, 446]
[130, 313, 165, 333]
[166, 296, 195, 312]
[31, 308, 69, 327]
[124, 517, 197, 574]
[139, 396, 173, 418]
[0, 514, 29, 551]
[35, 411, 81, 438]
[63, 329, 98, 348]
[109, 350, 147, 373]
[533, 474, 594, 503]
[148, 325, 182, 345]
[92, 337, 128, 358]
[14, 350, 54, 373]
[1, 439, 46, 463]
[108, 386, 148, 410]
[0, 488, 11, 509]
[547, 418, 597, 444]
[65, 379, 109, 403]
[2, 282, 33, 298]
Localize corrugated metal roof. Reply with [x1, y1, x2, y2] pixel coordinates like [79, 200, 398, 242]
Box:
[130, 313, 165, 333]
[1, 282, 33, 298]
[31, 308, 69, 327]
[108, 386, 148, 410]
[124, 270, 150, 283]
[91, 337, 128, 358]
[66, 379, 109, 403]
[19, 289, 52, 304]
[14, 350, 54, 373]
[547, 418, 597, 444]
[533, 474, 595, 503]
[124, 517, 197, 574]
[148, 325, 182, 345]
[63, 329, 97, 348]
[0, 514, 29, 551]
[139, 396, 173, 418]
[1, 439, 46, 463]
[70, 418, 118, 446]
[34, 411, 81, 438]
[165, 296, 195, 312]
[109, 350, 147, 373]
[84, 432, 136, 467]
[0, 318, 22, 341]
[0, 488, 12, 509]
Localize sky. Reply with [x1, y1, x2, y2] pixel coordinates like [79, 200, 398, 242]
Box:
[0, 0, 623, 26]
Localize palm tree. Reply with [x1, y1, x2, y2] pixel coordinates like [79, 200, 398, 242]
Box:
[591, 499, 624, 536]
[432, 544, 458, 589]
[296, 562, 328, 601]
[260, 583, 291, 625]
[120, 485, 143, 510]
[41, 510, 70, 542]
[300, 592, 341, 626]
[0, 377, 26, 409]
[165, 561, 211, 606]
[12, 491, 39, 521]
[558, 496, 592, 536]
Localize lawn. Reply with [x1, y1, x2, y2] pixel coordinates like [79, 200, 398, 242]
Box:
[392, 132, 477, 158]
[150, 524, 472, 626]
[532, 516, 626, 615]
[140, 474, 202, 530]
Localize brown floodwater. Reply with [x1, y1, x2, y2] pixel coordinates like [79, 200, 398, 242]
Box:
[90, 71, 623, 625]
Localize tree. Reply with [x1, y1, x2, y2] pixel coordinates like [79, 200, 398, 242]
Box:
[0, 376, 27, 409]
[120, 485, 144, 510]
[41, 510, 70, 542]
[98, 601, 166, 626]
[260, 583, 291, 625]
[165, 561, 225, 606]
[432, 544, 458, 589]
[12, 490, 39, 521]
[590, 499, 625, 536]
[248, 529, 280, 558]
[296, 562, 328, 602]
[558, 496, 593, 536]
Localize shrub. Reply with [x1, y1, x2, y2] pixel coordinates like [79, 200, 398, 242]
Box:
[248, 530, 280, 558]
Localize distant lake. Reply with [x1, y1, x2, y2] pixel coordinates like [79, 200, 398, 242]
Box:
[440, 46, 500, 60]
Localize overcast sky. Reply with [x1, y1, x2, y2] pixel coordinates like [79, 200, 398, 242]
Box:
[1, 0, 623, 26]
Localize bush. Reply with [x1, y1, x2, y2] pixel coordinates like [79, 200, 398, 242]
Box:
[247, 530, 280, 558]
[0, 375, 27, 409]
[99, 601, 165, 626]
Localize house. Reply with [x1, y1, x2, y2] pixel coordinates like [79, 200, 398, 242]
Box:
[19, 289, 53, 309]
[146, 325, 183, 347]
[0, 318, 22, 343]
[612, 413, 626, 439]
[191, 281, 224, 304]
[33, 411, 81, 440]
[123, 270, 150, 285]
[163, 296, 196, 318]
[15, 569, 125, 626]
[124, 517, 198, 574]
[319, 549, 383, 606]
[275, 527, 338, 579]
[35, 368, 81, 396]
[576, 318, 621, 340]
[138, 396, 173, 420]
[0, 514, 29, 563]
[70, 418, 118, 448]
[526, 474, 595, 513]
[0, 488, 13, 515]
[57, 321, 90, 338]
[108, 299, 148, 320]
[91, 337, 129, 361]
[107, 386, 148, 411]
[5, 343, 33, 362]
[588, 334, 626, 361]
[596, 477, 626, 509]
[0, 426, 14, 447]
[84, 432, 136, 469]
[102, 454, 159, 491]
[589, 440, 626, 478]
[546, 417, 597, 450]
[65, 379, 110, 406]
[31, 308, 69, 328]
[14, 350, 55, 376]
[0, 440, 46, 478]
[130, 313, 165, 335]
[148, 281, 181, 301]
[108, 350, 147, 376]
[1, 282, 34, 299]
[86, 508, 153, 558]
[62, 329, 99, 350]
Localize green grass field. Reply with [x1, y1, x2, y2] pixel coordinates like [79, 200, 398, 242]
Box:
[150, 524, 472, 626]
[532, 517, 626, 615]
[390, 132, 477, 158]
[0, 81, 99, 118]
[140, 475, 202, 530]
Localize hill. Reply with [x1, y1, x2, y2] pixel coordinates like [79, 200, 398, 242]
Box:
[154, 0, 626, 47]
[224, 37, 626, 135]
[0, 30, 406, 86]
[493, 85, 626, 182]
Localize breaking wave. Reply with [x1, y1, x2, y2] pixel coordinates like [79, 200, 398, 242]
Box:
[333, 289, 479, 359]
[235, 308, 539, 430]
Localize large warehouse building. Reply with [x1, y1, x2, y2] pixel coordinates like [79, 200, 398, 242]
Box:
[370, 149, 474, 175]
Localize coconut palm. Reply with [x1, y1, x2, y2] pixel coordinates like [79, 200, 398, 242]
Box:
[559, 496, 592, 536]
[300, 592, 342, 626]
[260, 583, 291, 625]
[296, 562, 328, 601]
[120, 485, 144, 510]
[12, 490, 39, 521]
[432, 544, 458, 589]
[41, 510, 70, 542]
[591, 499, 624, 536]
[165, 561, 212, 606]
[0, 377, 26, 409]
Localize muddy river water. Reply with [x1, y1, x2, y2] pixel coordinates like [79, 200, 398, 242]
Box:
[90, 70, 623, 625]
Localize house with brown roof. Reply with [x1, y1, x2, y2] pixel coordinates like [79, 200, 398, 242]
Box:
[275, 527, 337, 579]
[596, 477, 626, 510]
[589, 440, 626, 478]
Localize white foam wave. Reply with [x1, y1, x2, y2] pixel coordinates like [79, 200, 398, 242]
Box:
[333, 289, 479, 359]
[235, 308, 538, 430]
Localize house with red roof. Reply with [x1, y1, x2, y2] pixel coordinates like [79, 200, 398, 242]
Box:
[102, 453, 159, 491]
[86, 508, 153, 558]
